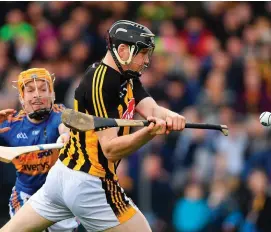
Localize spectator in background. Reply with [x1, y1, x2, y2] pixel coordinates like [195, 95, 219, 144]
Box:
[0, 67, 21, 109]
[0, 41, 11, 89]
[27, 2, 58, 61]
[53, 58, 75, 104]
[140, 54, 169, 102]
[220, 7, 243, 45]
[138, 68, 165, 102]
[172, 107, 213, 189]
[69, 41, 91, 73]
[143, 154, 174, 232]
[196, 69, 234, 121]
[242, 132, 271, 184]
[236, 3, 253, 26]
[235, 57, 271, 115]
[110, 2, 129, 20]
[137, 2, 174, 22]
[64, 73, 82, 109]
[117, 158, 135, 199]
[258, 41, 271, 94]
[180, 17, 213, 59]
[242, 25, 259, 57]
[173, 182, 210, 232]
[155, 20, 188, 75]
[243, 115, 268, 161]
[182, 56, 201, 104]
[40, 37, 60, 61]
[0, 9, 35, 65]
[43, 2, 72, 27]
[200, 36, 221, 84]
[70, 6, 92, 39]
[238, 169, 271, 232]
[27, 2, 44, 26]
[207, 179, 239, 232]
[226, 36, 243, 60]
[254, 18, 271, 101]
[225, 36, 244, 93]
[165, 76, 192, 113]
[155, 20, 182, 55]
[90, 18, 113, 61]
[0, 9, 35, 44]
[59, 20, 81, 56]
[213, 105, 247, 177]
[201, 50, 231, 87]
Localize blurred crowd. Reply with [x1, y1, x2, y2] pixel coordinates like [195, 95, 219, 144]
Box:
[0, 2, 270, 232]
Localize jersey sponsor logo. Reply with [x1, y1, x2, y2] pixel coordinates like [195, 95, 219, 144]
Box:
[122, 98, 135, 120]
[16, 132, 28, 139]
[37, 150, 53, 159]
[22, 162, 50, 172]
[14, 150, 58, 175]
[19, 153, 37, 162]
[18, 150, 53, 162]
[32, 130, 40, 136]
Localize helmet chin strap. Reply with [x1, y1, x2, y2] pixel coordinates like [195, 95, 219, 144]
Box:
[28, 108, 51, 120]
[110, 45, 141, 80]
[29, 96, 54, 121]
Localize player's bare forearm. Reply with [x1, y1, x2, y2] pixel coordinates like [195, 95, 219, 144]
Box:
[97, 116, 167, 162]
[136, 97, 185, 132]
[152, 105, 173, 120]
[136, 97, 172, 120]
[97, 127, 155, 162]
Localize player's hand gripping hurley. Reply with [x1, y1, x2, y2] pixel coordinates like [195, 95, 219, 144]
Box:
[62, 109, 229, 136]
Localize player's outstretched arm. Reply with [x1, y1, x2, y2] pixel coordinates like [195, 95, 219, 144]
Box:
[0, 109, 16, 133]
[96, 116, 167, 162]
[136, 97, 186, 134]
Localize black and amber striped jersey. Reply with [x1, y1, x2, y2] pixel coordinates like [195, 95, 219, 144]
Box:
[59, 62, 149, 179]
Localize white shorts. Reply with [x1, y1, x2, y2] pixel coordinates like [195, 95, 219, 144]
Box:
[9, 187, 79, 232]
[29, 160, 138, 232]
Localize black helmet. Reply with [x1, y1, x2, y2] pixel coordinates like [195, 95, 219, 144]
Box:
[106, 20, 155, 79]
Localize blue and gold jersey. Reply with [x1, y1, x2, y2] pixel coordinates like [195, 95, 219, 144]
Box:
[0, 104, 64, 195]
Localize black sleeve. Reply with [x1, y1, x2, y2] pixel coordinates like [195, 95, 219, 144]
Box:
[133, 77, 150, 105]
[83, 65, 120, 119]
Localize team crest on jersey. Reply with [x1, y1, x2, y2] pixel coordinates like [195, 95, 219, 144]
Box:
[17, 132, 28, 139]
[122, 98, 135, 120]
[119, 80, 134, 99]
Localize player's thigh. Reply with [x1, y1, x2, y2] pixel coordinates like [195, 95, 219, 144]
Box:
[0, 202, 54, 232]
[104, 210, 152, 232]
[70, 175, 139, 231]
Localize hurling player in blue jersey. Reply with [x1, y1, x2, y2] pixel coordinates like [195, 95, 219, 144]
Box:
[0, 68, 79, 232]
